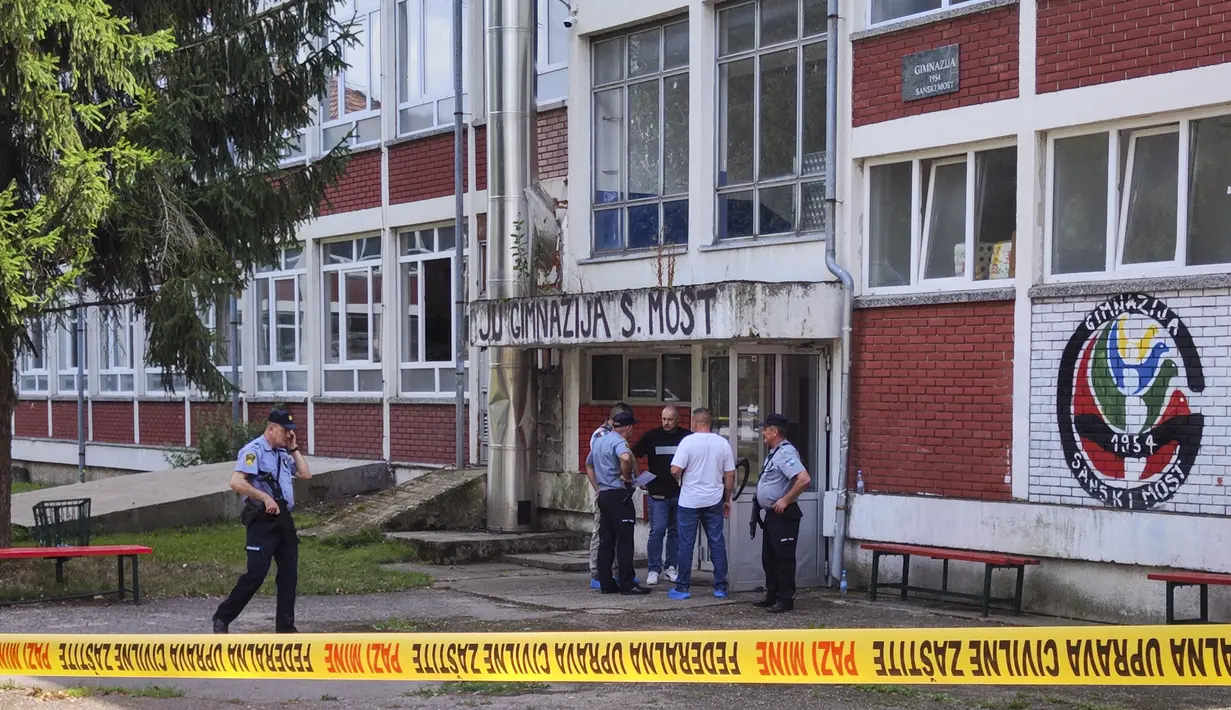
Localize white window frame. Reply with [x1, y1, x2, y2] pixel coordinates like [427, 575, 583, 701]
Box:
[867, 0, 979, 29]
[201, 295, 242, 390]
[396, 0, 468, 137]
[586, 350, 694, 404]
[536, 0, 570, 104]
[18, 318, 49, 394]
[862, 139, 1017, 296]
[254, 246, 308, 394]
[323, 0, 383, 149]
[715, 0, 828, 242]
[321, 234, 384, 394]
[99, 305, 136, 394]
[56, 308, 88, 394]
[397, 225, 469, 396]
[1042, 108, 1231, 284]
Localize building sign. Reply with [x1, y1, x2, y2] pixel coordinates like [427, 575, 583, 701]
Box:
[1056, 294, 1204, 510]
[902, 44, 960, 102]
[469, 281, 841, 348]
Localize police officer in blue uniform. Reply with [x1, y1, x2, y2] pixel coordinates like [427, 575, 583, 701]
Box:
[752, 413, 812, 614]
[212, 409, 311, 633]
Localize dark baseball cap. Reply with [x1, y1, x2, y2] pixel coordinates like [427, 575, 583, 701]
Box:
[268, 408, 297, 430]
[760, 413, 789, 429]
[612, 411, 636, 427]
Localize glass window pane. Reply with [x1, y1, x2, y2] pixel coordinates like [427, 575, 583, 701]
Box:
[373, 266, 382, 363]
[397, 0, 414, 102]
[284, 245, 304, 269]
[286, 370, 308, 392]
[323, 123, 351, 150]
[1188, 115, 1231, 266]
[804, 0, 826, 36]
[718, 3, 755, 56]
[662, 354, 691, 402]
[438, 225, 456, 251]
[345, 271, 369, 361]
[801, 180, 825, 232]
[546, 0, 569, 65]
[663, 22, 689, 69]
[593, 37, 625, 84]
[719, 58, 755, 186]
[358, 369, 383, 392]
[425, 258, 452, 361]
[591, 354, 623, 401]
[869, 162, 913, 288]
[663, 199, 689, 245]
[401, 261, 421, 363]
[370, 10, 382, 109]
[424, 0, 453, 97]
[325, 369, 354, 392]
[627, 357, 658, 399]
[258, 370, 282, 392]
[594, 209, 623, 251]
[1122, 131, 1179, 265]
[257, 279, 271, 366]
[760, 48, 798, 180]
[593, 88, 624, 203]
[325, 240, 354, 264]
[361, 235, 383, 260]
[343, 14, 371, 113]
[1052, 133, 1109, 275]
[761, 0, 799, 45]
[627, 81, 661, 200]
[719, 190, 756, 239]
[275, 279, 297, 362]
[402, 367, 436, 392]
[628, 204, 661, 249]
[802, 42, 826, 176]
[628, 28, 660, 78]
[326, 272, 341, 363]
[872, 0, 942, 25]
[974, 147, 1017, 281]
[663, 74, 689, 195]
[400, 104, 435, 134]
[923, 160, 968, 279]
[759, 184, 796, 235]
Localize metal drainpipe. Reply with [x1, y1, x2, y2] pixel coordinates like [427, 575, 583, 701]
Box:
[452, 0, 465, 470]
[75, 280, 85, 484]
[230, 292, 240, 422]
[823, 0, 853, 587]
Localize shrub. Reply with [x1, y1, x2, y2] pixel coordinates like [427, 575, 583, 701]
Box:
[166, 416, 270, 468]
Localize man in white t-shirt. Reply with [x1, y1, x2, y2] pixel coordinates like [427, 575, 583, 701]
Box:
[666, 407, 734, 600]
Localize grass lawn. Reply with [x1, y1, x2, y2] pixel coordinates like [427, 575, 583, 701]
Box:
[1, 512, 432, 602]
[12, 481, 49, 495]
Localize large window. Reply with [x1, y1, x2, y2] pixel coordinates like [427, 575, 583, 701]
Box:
[18, 319, 48, 394]
[99, 306, 136, 393]
[199, 295, 242, 388]
[716, 0, 827, 241]
[537, 0, 570, 103]
[324, 0, 382, 149]
[869, 0, 975, 26]
[1047, 114, 1231, 278]
[398, 226, 468, 394]
[255, 246, 308, 394]
[397, 0, 468, 135]
[322, 235, 383, 393]
[57, 313, 88, 393]
[866, 145, 1017, 291]
[591, 19, 690, 253]
[589, 352, 692, 403]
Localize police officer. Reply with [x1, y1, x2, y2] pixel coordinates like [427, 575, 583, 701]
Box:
[585, 410, 651, 596]
[212, 409, 311, 633]
[752, 413, 811, 613]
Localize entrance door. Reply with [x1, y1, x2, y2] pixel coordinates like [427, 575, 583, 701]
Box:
[696, 349, 829, 593]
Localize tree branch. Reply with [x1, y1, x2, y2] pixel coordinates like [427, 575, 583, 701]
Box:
[36, 294, 153, 315]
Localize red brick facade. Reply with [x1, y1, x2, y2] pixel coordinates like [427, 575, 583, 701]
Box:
[50, 401, 83, 440]
[852, 4, 1019, 127]
[577, 404, 693, 471]
[849, 301, 1014, 501]
[1037, 0, 1231, 93]
[91, 401, 134, 444]
[14, 400, 48, 438]
[537, 108, 568, 180]
[390, 403, 470, 464]
[389, 132, 473, 205]
[189, 402, 233, 445]
[319, 149, 381, 215]
[139, 400, 187, 447]
[475, 126, 487, 192]
[313, 402, 383, 459]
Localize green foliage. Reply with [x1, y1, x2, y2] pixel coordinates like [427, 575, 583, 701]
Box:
[165, 416, 268, 468]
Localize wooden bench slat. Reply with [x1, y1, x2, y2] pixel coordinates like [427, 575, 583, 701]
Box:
[0, 545, 152, 560]
[861, 542, 1040, 567]
[1148, 572, 1231, 585]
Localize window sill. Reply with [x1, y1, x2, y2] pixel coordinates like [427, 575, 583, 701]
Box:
[313, 395, 384, 405]
[698, 233, 825, 253]
[248, 394, 308, 404]
[92, 393, 137, 401]
[856, 286, 1016, 309]
[17, 394, 49, 400]
[850, 0, 1018, 41]
[578, 245, 688, 265]
[390, 395, 470, 405]
[1029, 272, 1231, 300]
[386, 125, 456, 149]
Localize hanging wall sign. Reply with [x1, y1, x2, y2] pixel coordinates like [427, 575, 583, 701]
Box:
[902, 44, 960, 102]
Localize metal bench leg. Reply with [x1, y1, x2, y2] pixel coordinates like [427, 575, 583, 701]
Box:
[1166, 582, 1176, 624]
[869, 551, 881, 601]
[1013, 565, 1025, 615]
[981, 565, 993, 617]
[117, 556, 126, 601]
[132, 556, 141, 605]
[941, 559, 949, 592]
[1200, 584, 1209, 623]
[55, 558, 66, 585]
[900, 555, 911, 600]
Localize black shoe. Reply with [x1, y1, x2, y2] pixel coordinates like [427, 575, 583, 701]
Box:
[601, 585, 621, 594]
[620, 585, 652, 596]
[212, 617, 229, 634]
[767, 599, 794, 613]
[752, 597, 777, 608]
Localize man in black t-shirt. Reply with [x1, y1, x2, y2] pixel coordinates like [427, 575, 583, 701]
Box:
[632, 406, 691, 586]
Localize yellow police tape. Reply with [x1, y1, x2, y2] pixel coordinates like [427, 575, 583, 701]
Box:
[2, 626, 1231, 685]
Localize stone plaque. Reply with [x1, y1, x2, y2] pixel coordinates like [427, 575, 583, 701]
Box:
[902, 44, 960, 102]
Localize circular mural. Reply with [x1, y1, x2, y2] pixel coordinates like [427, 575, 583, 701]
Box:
[1056, 294, 1205, 510]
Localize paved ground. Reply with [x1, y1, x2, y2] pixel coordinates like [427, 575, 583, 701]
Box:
[2, 563, 1229, 710]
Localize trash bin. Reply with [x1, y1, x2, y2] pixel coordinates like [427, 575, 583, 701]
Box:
[32, 499, 92, 547]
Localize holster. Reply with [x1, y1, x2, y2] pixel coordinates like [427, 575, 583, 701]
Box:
[240, 499, 264, 527]
[750, 498, 764, 540]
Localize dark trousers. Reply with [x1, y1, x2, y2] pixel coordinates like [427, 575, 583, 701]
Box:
[596, 488, 636, 592]
[215, 501, 298, 631]
[762, 503, 802, 602]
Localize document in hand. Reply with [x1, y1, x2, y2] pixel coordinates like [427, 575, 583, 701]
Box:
[634, 471, 656, 488]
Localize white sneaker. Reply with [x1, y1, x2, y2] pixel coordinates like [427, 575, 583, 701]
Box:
[665, 566, 678, 583]
[646, 571, 660, 586]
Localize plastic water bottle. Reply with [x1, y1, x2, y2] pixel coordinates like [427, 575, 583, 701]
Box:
[840, 570, 848, 595]
[856, 470, 865, 495]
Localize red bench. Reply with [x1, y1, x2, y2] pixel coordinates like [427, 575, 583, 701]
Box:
[0, 545, 153, 606]
[862, 542, 1041, 617]
[1147, 571, 1231, 624]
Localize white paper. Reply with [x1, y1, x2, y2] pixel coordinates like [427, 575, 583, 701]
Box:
[634, 471, 656, 488]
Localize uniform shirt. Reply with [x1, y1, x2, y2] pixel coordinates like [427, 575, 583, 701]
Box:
[632, 426, 690, 498]
[585, 430, 632, 492]
[756, 441, 808, 508]
[235, 434, 297, 511]
[670, 432, 735, 509]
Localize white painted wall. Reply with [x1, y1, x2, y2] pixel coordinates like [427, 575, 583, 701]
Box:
[13, 438, 171, 473]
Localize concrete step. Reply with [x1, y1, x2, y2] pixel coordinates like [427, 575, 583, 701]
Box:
[383, 530, 589, 565]
[505, 549, 648, 572]
[302, 467, 486, 538]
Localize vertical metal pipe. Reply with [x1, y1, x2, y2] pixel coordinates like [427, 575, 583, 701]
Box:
[453, 0, 466, 470]
[230, 293, 240, 422]
[823, 0, 852, 587]
[484, 0, 538, 531]
[75, 280, 85, 484]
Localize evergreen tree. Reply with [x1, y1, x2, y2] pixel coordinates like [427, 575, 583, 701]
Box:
[0, 0, 356, 546]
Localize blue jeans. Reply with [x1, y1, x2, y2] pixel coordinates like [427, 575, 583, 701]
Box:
[674, 502, 728, 593]
[646, 496, 679, 574]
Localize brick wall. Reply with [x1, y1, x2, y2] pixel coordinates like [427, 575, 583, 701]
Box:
[320, 149, 381, 215]
[537, 108, 568, 180]
[189, 402, 232, 446]
[475, 126, 487, 192]
[389, 132, 472, 205]
[1030, 290, 1229, 514]
[313, 402, 383, 459]
[50, 401, 83, 440]
[91, 401, 134, 444]
[14, 400, 47, 438]
[577, 404, 693, 471]
[140, 400, 186, 446]
[390, 403, 469, 464]
[850, 301, 1014, 500]
[852, 4, 1019, 127]
[1037, 0, 1231, 93]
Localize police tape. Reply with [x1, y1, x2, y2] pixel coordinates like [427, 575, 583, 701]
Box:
[2, 626, 1231, 685]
